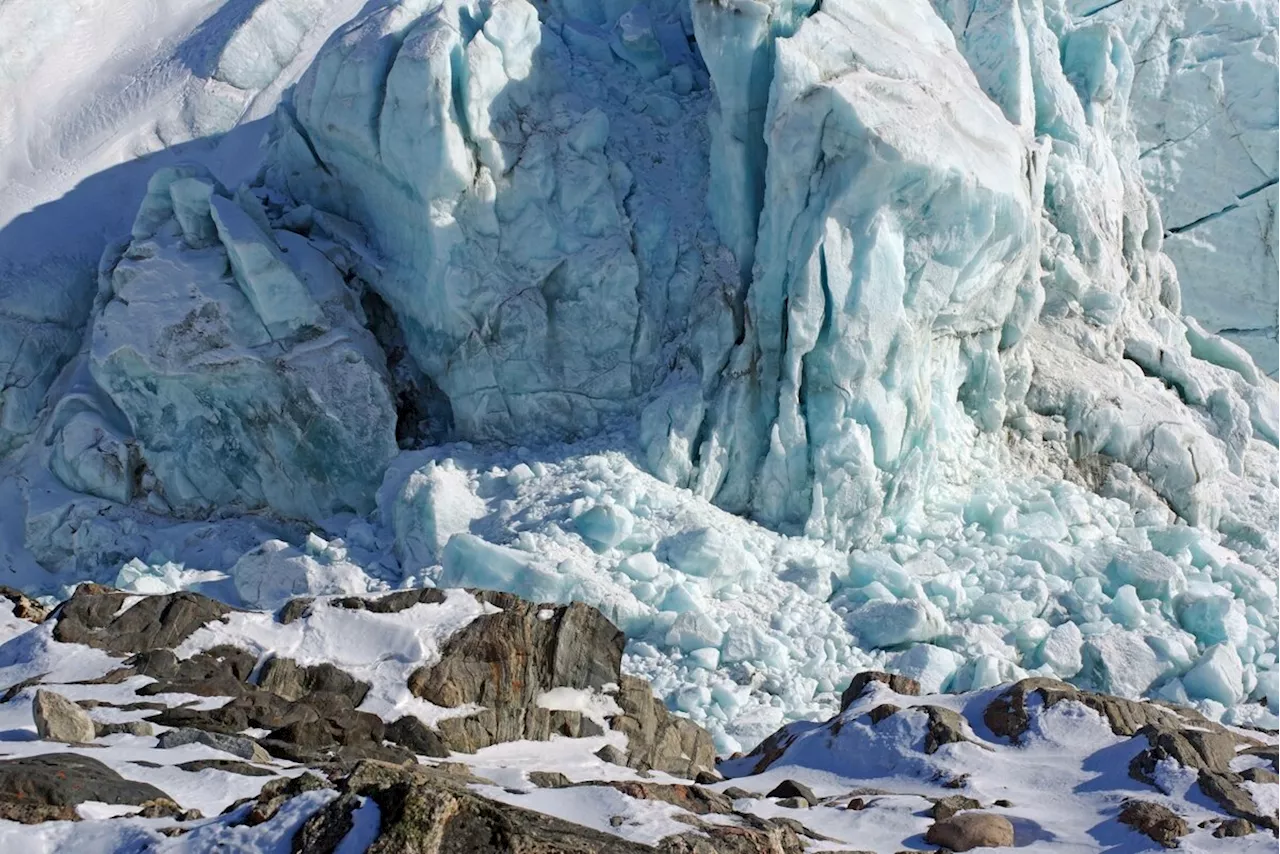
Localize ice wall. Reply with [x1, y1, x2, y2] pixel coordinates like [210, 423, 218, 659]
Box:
[267, 0, 735, 443]
[77, 167, 399, 520]
[1076, 0, 1278, 377]
[257, 0, 1276, 549]
[657, 0, 1040, 549]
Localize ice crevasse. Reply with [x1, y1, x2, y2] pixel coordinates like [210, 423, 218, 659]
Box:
[5, 0, 1279, 747]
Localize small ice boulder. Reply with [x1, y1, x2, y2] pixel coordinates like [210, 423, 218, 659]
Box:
[1081, 630, 1168, 698]
[665, 611, 725, 652]
[439, 533, 570, 603]
[1176, 592, 1248, 648]
[1183, 643, 1245, 706]
[846, 598, 946, 649]
[1107, 550, 1185, 601]
[618, 552, 662, 581]
[891, 643, 964, 693]
[232, 539, 373, 609]
[391, 461, 487, 573]
[574, 503, 635, 550]
[1038, 622, 1084, 678]
[663, 528, 761, 583]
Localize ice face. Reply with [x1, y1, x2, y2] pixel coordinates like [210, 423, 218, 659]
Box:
[81, 167, 399, 521]
[1085, 0, 1278, 377]
[678, 0, 1039, 545]
[266, 0, 731, 444]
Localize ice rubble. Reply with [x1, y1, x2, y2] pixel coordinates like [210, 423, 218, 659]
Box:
[0, 0, 1276, 756]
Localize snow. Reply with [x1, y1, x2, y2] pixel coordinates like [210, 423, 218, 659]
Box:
[177, 589, 489, 727]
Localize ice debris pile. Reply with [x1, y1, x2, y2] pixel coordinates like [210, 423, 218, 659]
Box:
[0, 0, 1276, 758]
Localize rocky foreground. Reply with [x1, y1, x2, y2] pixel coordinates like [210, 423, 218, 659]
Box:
[0, 585, 1274, 853]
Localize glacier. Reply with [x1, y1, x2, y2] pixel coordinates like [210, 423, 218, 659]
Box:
[1085, 0, 1278, 377]
[0, 0, 1276, 757]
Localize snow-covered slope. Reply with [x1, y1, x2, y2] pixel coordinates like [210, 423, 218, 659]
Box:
[0, 587, 1273, 852]
[0, 0, 1276, 848]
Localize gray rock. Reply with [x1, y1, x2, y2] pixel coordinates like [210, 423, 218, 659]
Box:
[918, 705, 972, 755]
[52, 586, 233, 654]
[291, 792, 361, 854]
[258, 656, 369, 706]
[609, 674, 716, 779]
[157, 727, 262, 760]
[840, 671, 921, 710]
[985, 678, 1166, 743]
[586, 780, 734, 815]
[1117, 799, 1188, 849]
[0, 754, 170, 808]
[385, 716, 450, 759]
[409, 595, 623, 753]
[1214, 817, 1256, 838]
[528, 771, 572, 789]
[931, 795, 981, 820]
[94, 720, 155, 738]
[768, 780, 817, 804]
[0, 587, 49, 623]
[594, 745, 628, 766]
[32, 690, 96, 744]
[925, 811, 1015, 851]
[775, 796, 809, 809]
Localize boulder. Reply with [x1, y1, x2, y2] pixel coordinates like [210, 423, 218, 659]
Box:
[924, 812, 1015, 851]
[52, 585, 232, 654]
[0, 754, 170, 809]
[158, 727, 267, 762]
[0, 586, 49, 623]
[1117, 800, 1188, 849]
[32, 690, 96, 744]
[931, 795, 982, 820]
[840, 671, 922, 710]
[768, 780, 817, 804]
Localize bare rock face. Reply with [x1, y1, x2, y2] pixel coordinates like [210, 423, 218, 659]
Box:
[924, 811, 1015, 851]
[839, 671, 922, 710]
[409, 591, 715, 779]
[51, 584, 233, 655]
[0, 754, 171, 814]
[292, 761, 808, 854]
[1117, 799, 1189, 849]
[32, 690, 96, 744]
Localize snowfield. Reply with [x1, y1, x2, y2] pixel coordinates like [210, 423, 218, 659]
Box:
[0, 0, 1276, 850]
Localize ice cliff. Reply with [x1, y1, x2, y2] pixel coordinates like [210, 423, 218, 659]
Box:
[0, 0, 1277, 747]
[1085, 0, 1278, 378]
[258, 0, 1276, 549]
